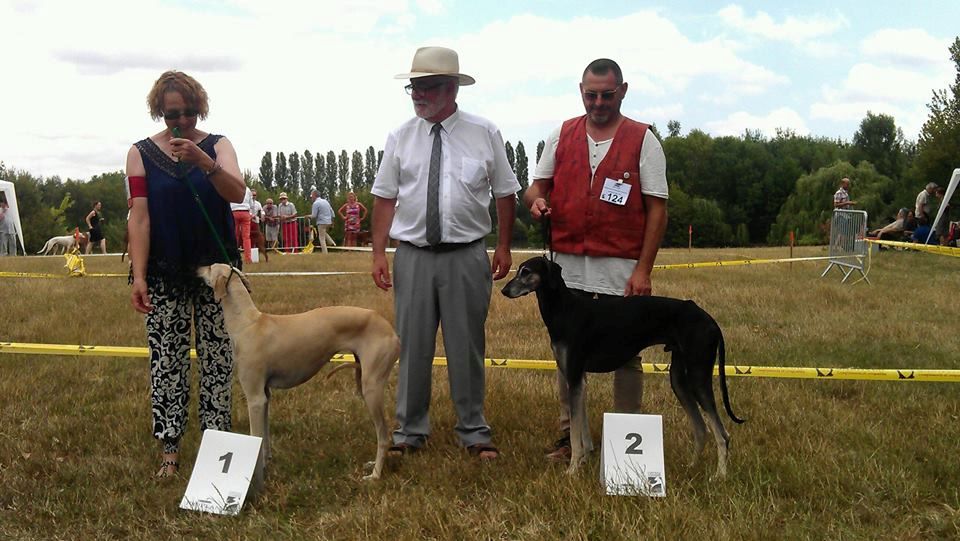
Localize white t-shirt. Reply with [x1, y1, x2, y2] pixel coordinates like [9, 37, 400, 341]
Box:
[250, 200, 263, 224]
[372, 108, 521, 246]
[533, 123, 669, 296]
[230, 187, 252, 212]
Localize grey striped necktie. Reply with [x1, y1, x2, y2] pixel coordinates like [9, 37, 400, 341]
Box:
[426, 122, 443, 246]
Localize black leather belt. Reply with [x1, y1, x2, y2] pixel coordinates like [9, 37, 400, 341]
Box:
[401, 240, 480, 253]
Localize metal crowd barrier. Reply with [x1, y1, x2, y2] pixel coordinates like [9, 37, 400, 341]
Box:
[259, 216, 324, 253]
[821, 209, 870, 284]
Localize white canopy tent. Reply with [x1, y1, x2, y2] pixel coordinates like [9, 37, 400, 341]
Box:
[0, 179, 25, 255]
[926, 168, 959, 244]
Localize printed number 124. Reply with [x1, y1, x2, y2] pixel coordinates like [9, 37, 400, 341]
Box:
[601, 192, 625, 205]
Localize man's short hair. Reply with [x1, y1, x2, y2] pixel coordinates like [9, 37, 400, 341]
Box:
[926, 182, 939, 191]
[583, 58, 623, 85]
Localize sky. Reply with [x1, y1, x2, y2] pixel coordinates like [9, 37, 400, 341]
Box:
[1, 0, 957, 181]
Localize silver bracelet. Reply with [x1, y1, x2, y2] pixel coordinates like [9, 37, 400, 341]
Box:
[205, 161, 222, 177]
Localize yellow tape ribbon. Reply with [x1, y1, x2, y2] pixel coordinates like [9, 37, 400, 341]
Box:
[1, 342, 957, 382]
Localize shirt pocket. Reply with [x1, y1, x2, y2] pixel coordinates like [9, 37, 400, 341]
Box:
[459, 157, 489, 192]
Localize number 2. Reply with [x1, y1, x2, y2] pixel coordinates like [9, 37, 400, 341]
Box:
[625, 433, 643, 454]
[219, 451, 233, 473]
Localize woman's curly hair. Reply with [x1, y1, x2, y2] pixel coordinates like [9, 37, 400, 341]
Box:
[146, 70, 210, 120]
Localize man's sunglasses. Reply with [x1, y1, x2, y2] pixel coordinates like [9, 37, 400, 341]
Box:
[163, 109, 199, 120]
[583, 86, 621, 102]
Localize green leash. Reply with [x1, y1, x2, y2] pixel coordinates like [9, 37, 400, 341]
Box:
[172, 127, 234, 265]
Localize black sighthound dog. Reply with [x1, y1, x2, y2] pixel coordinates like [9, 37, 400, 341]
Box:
[501, 256, 744, 477]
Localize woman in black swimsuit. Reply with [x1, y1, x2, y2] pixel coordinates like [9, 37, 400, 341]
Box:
[85, 201, 105, 254]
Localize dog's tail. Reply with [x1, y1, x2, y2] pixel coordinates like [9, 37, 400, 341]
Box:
[718, 333, 746, 424]
[324, 359, 362, 396]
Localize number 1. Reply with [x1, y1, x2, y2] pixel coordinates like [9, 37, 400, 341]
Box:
[219, 451, 233, 473]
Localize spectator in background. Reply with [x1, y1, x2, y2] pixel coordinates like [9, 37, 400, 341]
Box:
[833, 177, 856, 210]
[0, 198, 16, 256]
[85, 201, 107, 254]
[339, 191, 368, 247]
[262, 197, 279, 250]
[249, 189, 265, 259]
[309, 189, 337, 254]
[932, 186, 950, 245]
[277, 192, 298, 252]
[915, 182, 938, 225]
[869, 208, 912, 241]
[231, 186, 253, 263]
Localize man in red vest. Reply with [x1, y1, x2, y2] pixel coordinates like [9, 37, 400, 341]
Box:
[523, 58, 669, 462]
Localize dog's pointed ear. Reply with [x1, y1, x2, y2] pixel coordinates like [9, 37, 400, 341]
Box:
[541, 255, 562, 289]
[213, 274, 228, 302]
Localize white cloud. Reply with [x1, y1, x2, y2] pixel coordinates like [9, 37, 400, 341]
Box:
[861, 28, 952, 68]
[704, 108, 810, 137]
[718, 4, 849, 44]
[810, 55, 953, 138]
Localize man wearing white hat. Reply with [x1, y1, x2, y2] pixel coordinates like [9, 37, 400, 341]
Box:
[277, 192, 297, 253]
[371, 46, 520, 460]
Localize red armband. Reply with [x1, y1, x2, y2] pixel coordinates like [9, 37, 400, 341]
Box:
[125, 176, 147, 207]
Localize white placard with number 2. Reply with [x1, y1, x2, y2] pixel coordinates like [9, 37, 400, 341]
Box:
[600, 413, 666, 497]
[180, 429, 262, 515]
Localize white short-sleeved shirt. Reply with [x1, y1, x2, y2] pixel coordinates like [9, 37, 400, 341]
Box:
[372, 109, 521, 246]
[250, 200, 263, 223]
[916, 189, 932, 220]
[230, 187, 252, 212]
[533, 123, 669, 296]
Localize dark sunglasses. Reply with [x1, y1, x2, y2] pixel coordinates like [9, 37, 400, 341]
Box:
[163, 108, 199, 120]
[583, 86, 621, 102]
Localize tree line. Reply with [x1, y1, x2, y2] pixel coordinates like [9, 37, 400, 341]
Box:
[4, 37, 957, 253]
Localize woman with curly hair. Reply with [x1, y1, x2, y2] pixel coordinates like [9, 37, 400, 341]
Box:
[125, 70, 245, 478]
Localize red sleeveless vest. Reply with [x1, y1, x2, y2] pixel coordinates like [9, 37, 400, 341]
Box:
[551, 115, 649, 259]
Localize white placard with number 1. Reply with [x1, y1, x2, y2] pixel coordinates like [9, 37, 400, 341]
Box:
[180, 429, 262, 515]
[600, 413, 666, 497]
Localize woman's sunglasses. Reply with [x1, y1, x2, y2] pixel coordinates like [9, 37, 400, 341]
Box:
[163, 109, 199, 120]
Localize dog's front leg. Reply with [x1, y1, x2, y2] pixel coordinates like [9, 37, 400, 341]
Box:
[566, 376, 589, 475]
[245, 387, 269, 492]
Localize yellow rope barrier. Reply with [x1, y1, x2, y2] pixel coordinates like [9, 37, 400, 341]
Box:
[2, 341, 957, 382]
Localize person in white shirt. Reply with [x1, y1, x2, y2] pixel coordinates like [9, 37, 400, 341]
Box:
[309, 189, 337, 254]
[915, 182, 938, 225]
[248, 189, 266, 261]
[230, 187, 253, 263]
[371, 46, 519, 460]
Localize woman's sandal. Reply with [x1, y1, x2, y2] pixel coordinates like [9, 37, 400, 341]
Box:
[467, 444, 500, 461]
[155, 460, 179, 479]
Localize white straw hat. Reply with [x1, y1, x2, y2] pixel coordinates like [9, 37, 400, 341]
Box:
[395, 46, 475, 86]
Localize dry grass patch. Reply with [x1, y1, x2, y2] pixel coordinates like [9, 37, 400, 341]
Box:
[0, 247, 958, 539]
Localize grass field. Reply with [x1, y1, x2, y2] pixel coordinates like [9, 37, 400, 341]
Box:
[1, 246, 958, 540]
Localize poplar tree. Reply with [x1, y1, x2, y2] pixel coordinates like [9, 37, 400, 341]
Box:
[274, 152, 288, 190]
[364, 146, 378, 186]
[351, 150, 364, 189]
[259, 152, 274, 188]
[515, 141, 529, 190]
[338, 150, 349, 193]
[288, 152, 301, 197]
[325, 151, 337, 198]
